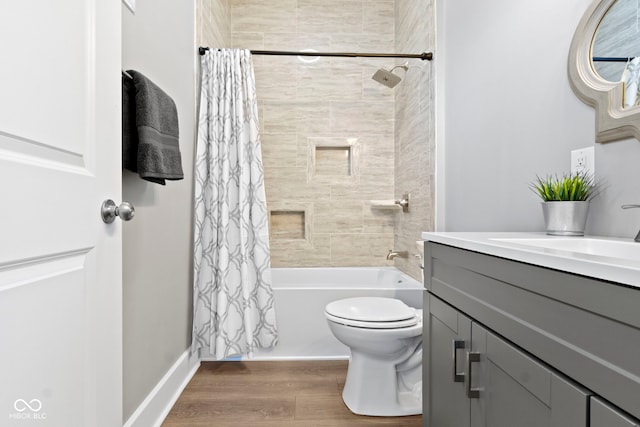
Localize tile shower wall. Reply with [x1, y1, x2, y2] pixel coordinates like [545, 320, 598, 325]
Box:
[197, 0, 230, 47]
[394, 0, 435, 280]
[230, 0, 398, 267]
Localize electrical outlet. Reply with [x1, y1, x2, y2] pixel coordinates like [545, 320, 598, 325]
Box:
[571, 147, 595, 178]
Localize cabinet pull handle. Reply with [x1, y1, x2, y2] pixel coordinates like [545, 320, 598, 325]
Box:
[452, 340, 465, 382]
[465, 352, 481, 398]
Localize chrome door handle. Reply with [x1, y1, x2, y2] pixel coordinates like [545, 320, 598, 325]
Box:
[101, 199, 135, 223]
[452, 340, 465, 382]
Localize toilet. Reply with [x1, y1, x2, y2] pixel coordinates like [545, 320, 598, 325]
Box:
[325, 297, 423, 417]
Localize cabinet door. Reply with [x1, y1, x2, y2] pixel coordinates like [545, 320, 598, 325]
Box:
[591, 397, 640, 427]
[471, 324, 590, 427]
[425, 294, 472, 427]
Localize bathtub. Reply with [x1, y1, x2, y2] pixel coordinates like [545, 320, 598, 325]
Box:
[246, 267, 424, 361]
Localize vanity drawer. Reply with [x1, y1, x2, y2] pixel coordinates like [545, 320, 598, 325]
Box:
[425, 242, 640, 420]
[591, 397, 640, 427]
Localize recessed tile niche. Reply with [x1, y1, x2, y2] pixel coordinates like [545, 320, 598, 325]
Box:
[314, 146, 352, 176]
[308, 138, 360, 183]
[270, 210, 306, 240]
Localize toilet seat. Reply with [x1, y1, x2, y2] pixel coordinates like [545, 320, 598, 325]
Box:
[325, 312, 419, 328]
[325, 297, 418, 329]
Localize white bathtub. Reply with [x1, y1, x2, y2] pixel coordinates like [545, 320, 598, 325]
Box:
[245, 267, 424, 360]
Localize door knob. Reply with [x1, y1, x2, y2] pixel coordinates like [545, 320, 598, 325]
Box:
[101, 199, 135, 223]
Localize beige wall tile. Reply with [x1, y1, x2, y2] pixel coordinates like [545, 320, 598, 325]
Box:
[331, 34, 395, 53]
[358, 133, 394, 169]
[197, 0, 230, 47]
[262, 101, 335, 135]
[363, 2, 395, 35]
[254, 61, 298, 101]
[364, 206, 396, 234]
[261, 133, 298, 170]
[331, 101, 394, 134]
[231, 32, 265, 50]
[270, 234, 331, 267]
[330, 178, 394, 202]
[296, 0, 363, 34]
[262, 102, 301, 133]
[264, 33, 332, 52]
[330, 233, 394, 267]
[231, 0, 297, 33]
[204, 0, 438, 269]
[314, 200, 364, 234]
[297, 62, 363, 101]
[294, 102, 333, 134]
[393, 0, 435, 282]
[265, 168, 332, 202]
[199, 0, 436, 272]
[392, 233, 425, 281]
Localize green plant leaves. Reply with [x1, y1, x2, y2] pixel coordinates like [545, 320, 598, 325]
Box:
[530, 171, 596, 202]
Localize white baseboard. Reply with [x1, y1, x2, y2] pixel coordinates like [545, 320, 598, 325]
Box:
[123, 348, 200, 427]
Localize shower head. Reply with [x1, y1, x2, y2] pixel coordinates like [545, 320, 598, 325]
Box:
[371, 63, 409, 88]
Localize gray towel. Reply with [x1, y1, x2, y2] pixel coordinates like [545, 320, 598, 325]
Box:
[122, 74, 137, 171]
[123, 70, 183, 185]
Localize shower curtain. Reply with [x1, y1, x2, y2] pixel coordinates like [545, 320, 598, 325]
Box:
[192, 49, 278, 360]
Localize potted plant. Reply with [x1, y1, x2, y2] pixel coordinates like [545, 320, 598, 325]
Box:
[530, 171, 597, 236]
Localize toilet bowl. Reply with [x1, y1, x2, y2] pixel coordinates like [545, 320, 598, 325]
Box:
[325, 297, 423, 417]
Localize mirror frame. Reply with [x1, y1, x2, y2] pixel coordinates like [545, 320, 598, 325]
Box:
[568, 0, 640, 143]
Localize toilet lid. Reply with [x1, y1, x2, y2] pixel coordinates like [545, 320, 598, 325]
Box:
[325, 297, 417, 328]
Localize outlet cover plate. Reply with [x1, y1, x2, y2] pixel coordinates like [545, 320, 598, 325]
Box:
[571, 147, 595, 178]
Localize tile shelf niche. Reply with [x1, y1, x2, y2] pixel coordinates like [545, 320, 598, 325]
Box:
[269, 210, 306, 240]
[314, 146, 352, 176]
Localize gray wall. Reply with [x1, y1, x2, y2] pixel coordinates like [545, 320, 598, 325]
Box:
[440, 0, 640, 238]
[121, 0, 196, 420]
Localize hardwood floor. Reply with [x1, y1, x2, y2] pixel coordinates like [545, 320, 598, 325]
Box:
[162, 360, 422, 426]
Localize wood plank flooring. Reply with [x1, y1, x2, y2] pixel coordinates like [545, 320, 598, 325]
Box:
[162, 360, 422, 426]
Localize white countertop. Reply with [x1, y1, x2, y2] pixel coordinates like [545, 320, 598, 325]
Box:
[421, 232, 640, 288]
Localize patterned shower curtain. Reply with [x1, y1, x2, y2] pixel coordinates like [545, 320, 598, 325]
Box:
[192, 49, 278, 360]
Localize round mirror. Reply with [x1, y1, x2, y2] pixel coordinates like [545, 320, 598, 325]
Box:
[569, 0, 640, 142]
[592, 0, 640, 109]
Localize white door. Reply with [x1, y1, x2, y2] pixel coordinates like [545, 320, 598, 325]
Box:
[0, 2, 122, 426]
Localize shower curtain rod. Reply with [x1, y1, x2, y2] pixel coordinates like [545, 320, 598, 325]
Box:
[198, 46, 433, 61]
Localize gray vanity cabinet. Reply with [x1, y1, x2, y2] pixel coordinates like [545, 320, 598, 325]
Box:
[425, 293, 589, 427]
[591, 397, 640, 427]
[425, 293, 472, 427]
[423, 241, 640, 427]
[471, 322, 590, 427]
